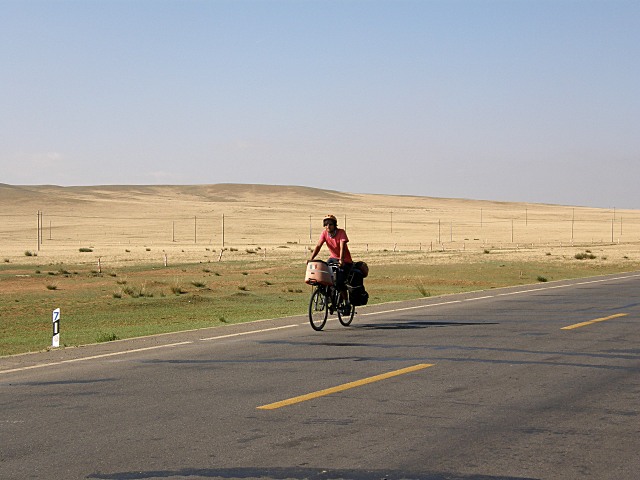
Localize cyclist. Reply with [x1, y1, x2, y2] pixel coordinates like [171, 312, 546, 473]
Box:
[309, 214, 353, 314]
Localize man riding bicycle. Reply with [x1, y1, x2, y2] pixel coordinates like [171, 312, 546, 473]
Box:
[309, 214, 353, 315]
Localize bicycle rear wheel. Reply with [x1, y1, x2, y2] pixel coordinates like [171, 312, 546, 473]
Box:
[309, 287, 329, 331]
[337, 298, 355, 326]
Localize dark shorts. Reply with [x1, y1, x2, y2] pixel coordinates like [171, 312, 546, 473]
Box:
[327, 258, 353, 290]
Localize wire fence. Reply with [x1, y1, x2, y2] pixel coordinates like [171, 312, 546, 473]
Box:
[2, 208, 639, 260]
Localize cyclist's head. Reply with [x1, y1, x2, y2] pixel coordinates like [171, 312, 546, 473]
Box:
[323, 214, 338, 228]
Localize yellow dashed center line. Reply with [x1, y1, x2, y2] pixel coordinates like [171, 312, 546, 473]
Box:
[257, 363, 434, 410]
[561, 313, 628, 330]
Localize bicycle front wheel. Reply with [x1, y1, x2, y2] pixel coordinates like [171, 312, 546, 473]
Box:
[309, 287, 329, 331]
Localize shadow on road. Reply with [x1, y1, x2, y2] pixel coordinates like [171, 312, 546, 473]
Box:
[353, 320, 499, 330]
[87, 466, 539, 480]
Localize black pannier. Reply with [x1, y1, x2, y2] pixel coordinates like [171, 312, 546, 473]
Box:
[347, 267, 369, 306]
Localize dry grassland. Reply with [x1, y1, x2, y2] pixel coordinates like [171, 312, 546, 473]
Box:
[2, 184, 640, 356]
[2, 183, 640, 267]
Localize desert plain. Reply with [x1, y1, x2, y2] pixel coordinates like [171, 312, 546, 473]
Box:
[2, 183, 640, 356]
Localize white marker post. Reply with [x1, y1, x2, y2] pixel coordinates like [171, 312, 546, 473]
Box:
[52, 308, 60, 348]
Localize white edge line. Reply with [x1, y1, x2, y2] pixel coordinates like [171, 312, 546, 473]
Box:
[0, 341, 193, 375]
[359, 300, 462, 317]
[200, 324, 298, 341]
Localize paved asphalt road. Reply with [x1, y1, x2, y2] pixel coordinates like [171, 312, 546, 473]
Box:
[1, 273, 639, 480]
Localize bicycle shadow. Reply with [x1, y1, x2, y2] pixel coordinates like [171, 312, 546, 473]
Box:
[352, 320, 498, 330]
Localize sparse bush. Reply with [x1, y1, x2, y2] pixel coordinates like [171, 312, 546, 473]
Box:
[238, 285, 248, 291]
[483, 249, 491, 254]
[96, 332, 119, 343]
[264, 281, 273, 286]
[218, 316, 227, 323]
[416, 282, 431, 297]
[112, 291, 122, 298]
[575, 252, 596, 260]
[79, 247, 93, 252]
[3, 258, 9, 263]
[46, 284, 58, 290]
[171, 284, 187, 295]
[122, 286, 137, 297]
[242, 272, 248, 276]
[191, 281, 207, 288]
[537, 276, 548, 282]
[24, 250, 34, 257]
[145, 247, 151, 252]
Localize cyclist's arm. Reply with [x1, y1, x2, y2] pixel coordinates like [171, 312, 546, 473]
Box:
[338, 240, 347, 266]
[309, 238, 324, 261]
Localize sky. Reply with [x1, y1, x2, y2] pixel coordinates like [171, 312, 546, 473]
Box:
[1, 0, 639, 208]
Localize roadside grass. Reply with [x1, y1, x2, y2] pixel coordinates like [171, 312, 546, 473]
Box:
[1, 253, 639, 356]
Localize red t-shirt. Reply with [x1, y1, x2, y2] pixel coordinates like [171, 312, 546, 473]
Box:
[319, 228, 352, 263]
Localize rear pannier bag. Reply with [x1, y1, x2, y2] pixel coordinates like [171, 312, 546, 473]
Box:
[347, 267, 368, 306]
[349, 285, 369, 306]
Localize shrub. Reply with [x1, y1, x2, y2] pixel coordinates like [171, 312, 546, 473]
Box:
[483, 249, 491, 254]
[112, 291, 122, 299]
[238, 285, 248, 291]
[191, 281, 207, 288]
[46, 284, 58, 290]
[122, 286, 137, 297]
[575, 252, 596, 260]
[96, 332, 120, 343]
[537, 276, 548, 282]
[171, 284, 187, 295]
[24, 250, 34, 257]
[3, 258, 9, 263]
[416, 281, 431, 297]
[79, 247, 93, 253]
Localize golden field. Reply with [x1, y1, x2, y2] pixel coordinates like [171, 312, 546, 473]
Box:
[1, 183, 640, 267]
[3, 183, 640, 356]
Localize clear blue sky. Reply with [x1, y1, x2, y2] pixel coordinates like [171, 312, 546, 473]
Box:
[1, 0, 638, 208]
